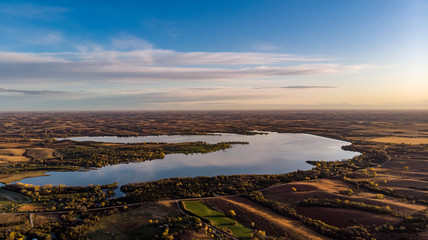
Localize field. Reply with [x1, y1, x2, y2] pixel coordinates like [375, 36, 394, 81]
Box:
[296, 206, 399, 227]
[0, 148, 29, 164]
[183, 200, 252, 239]
[17, 203, 50, 212]
[263, 179, 427, 215]
[203, 197, 326, 240]
[0, 171, 48, 184]
[0, 110, 426, 239]
[370, 137, 428, 144]
[0, 214, 28, 228]
[86, 202, 180, 240]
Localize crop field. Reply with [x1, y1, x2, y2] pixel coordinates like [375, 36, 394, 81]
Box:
[203, 197, 326, 240]
[183, 200, 252, 239]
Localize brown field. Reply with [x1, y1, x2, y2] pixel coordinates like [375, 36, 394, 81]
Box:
[0, 214, 28, 227]
[370, 137, 428, 144]
[0, 148, 30, 163]
[17, 203, 49, 212]
[263, 179, 427, 216]
[33, 214, 60, 227]
[296, 206, 399, 228]
[25, 148, 56, 160]
[86, 201, 179, 240]
[0, 149, 26, 156]
[0, 155, 30, 164]
[0, 143, 29, 148]
[0, 171, 48, 184]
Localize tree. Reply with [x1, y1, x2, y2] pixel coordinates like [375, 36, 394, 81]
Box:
[227, 209, 236, 218]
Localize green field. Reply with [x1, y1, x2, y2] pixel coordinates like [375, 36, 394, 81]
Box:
[183, 201, 252, 239]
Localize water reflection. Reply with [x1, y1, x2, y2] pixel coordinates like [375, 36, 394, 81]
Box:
[16, 133, 359, 196]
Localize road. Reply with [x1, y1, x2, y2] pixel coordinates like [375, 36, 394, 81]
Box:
[29, 213, 34, 228]
[381, 148, 392, 167]
[4, 195, 241, 215]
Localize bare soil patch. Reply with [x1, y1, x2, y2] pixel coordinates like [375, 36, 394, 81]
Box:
[25, 148, 56, 160]
[0, 155, 30, 163]
[0, 143, 29, 148]
[0, 171, 48, 184]
[0, 149, 26, 156]
[296, 206, 399, 228]
[370, 137, 428, 144]
[18, 203, 49, 212]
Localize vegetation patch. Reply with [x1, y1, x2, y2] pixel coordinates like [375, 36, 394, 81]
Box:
[370, 137, 428, 145]
[183, 200, 252, 239]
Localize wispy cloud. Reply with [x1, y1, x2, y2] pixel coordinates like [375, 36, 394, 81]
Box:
[0, 87, 66, 95]
[185, 87, 226, 91]
[0, 3, 69, 20]
[0, 60, 366, 83]
[0, 52, 68, 63]
[42, 49, 331, 65]
[111, 35, 153, 50]
[253, 86, 337, 89]
[253, 43, 280, 51]
[0, 42, 370, 84]
[281, 86, 336, 89]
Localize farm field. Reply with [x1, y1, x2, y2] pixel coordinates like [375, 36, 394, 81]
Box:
[203, 197, 327, 240]
[0, 110, 426, 239]
[86, 202, 180, 240]
[183, 200, 252, 239]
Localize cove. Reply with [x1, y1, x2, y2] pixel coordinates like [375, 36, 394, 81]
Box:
[15, 133, 359, 196]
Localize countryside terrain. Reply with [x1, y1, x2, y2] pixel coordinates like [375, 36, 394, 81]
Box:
[0, 110, 427, 240]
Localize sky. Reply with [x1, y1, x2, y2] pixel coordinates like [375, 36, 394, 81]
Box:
[0, 0, 427, 111]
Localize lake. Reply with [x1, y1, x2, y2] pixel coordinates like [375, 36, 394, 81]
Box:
[15, 132, 359, 196]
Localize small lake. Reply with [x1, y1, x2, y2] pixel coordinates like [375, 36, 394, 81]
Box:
[15, 133, 359, 196]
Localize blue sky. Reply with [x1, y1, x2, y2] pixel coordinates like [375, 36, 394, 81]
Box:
[0, 0, 427, 110]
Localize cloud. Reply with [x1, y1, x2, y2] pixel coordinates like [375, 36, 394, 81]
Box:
[253, 43, 279, 51]
[185, 87, 226, 91]
[0, 26, 64, 47]
[41, 49, 331, 65]
[281, 86, 336, 89]
[0, 87, 66, 95]
[0, 3, 69, 20]
[0, 45, 370, 84]
[0, 60, 365, 83]
[253, 86, 337, 89]
[0, 52, 68, 63]
[61, 88, 280, 107]
[111, 35, 153, 50]
[0, 35, 371, 84]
